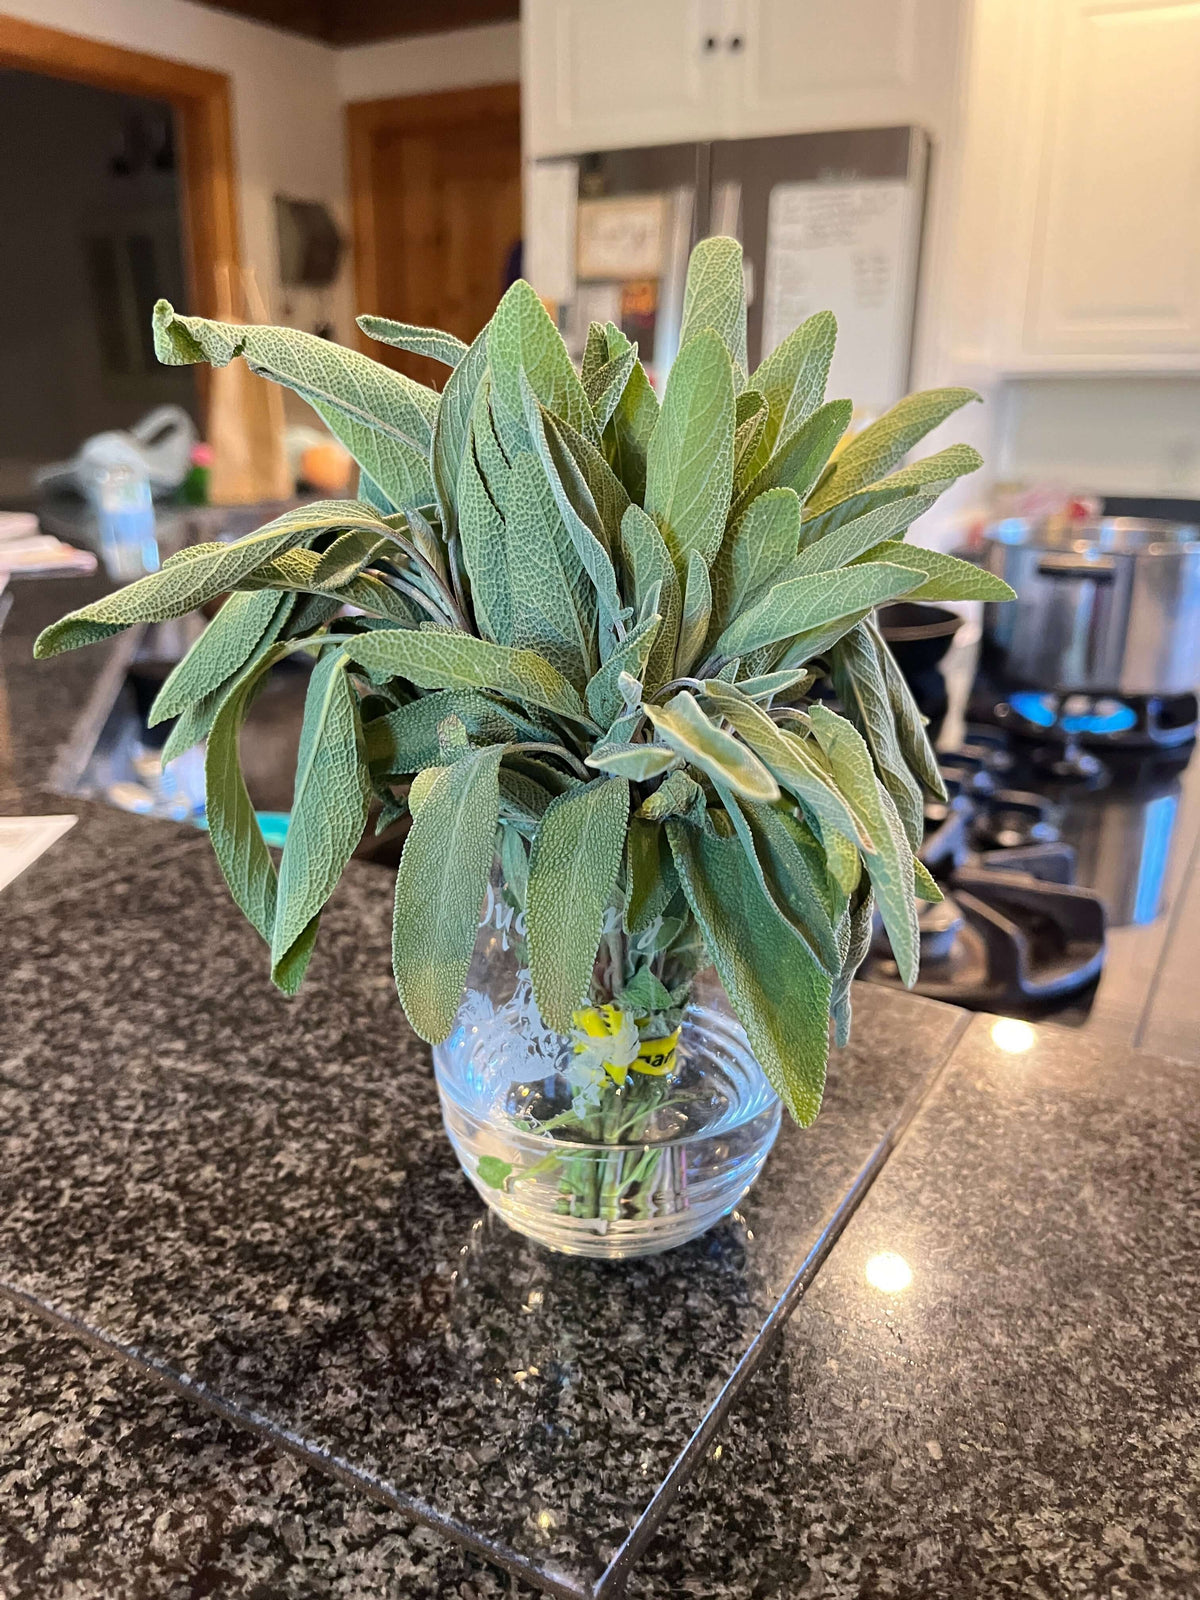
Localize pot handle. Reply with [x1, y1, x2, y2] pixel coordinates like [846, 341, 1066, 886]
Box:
[1034, 553, 1116, 582]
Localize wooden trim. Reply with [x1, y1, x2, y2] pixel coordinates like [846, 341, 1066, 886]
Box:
[346, 82, 520, 352]
[0, 15, 240, 324]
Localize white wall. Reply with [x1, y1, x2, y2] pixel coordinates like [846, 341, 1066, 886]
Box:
[337, 21, 519, 103]
[1, 0, 353, 339]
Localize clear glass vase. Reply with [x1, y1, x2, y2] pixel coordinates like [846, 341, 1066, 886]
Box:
[432, 892, 781, 1259]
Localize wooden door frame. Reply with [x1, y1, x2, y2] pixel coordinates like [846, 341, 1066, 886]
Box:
[0, 14, 240, 327]
[346, 82, 520, 353]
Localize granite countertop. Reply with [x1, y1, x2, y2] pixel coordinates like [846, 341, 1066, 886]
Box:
[2, 574, 1198, 1598]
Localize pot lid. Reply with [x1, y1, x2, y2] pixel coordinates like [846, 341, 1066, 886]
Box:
[985, 515, 1200, 555]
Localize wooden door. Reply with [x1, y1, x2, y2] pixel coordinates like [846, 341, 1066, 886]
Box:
[348, 84, 522, 389]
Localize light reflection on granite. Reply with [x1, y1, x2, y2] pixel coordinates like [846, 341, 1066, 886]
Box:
[0, 832, 965, 1595]
[625, 1015, 1200, 1598]
[0, 1297, 535, 1599]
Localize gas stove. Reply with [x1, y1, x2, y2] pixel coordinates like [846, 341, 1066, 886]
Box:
[860, 688, 1198, 1018]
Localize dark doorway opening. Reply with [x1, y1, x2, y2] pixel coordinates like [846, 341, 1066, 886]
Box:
[0, 69, 198, 505]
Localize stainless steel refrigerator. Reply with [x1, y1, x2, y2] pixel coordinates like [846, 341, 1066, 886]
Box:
[527, 125, 929, 415]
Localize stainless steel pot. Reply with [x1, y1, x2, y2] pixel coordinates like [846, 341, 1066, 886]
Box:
[983, 517, 1200, 694]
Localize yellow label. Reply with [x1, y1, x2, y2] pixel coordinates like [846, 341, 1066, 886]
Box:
[571, 1004, 680, 1082]
[632, 1031, 679, 1076]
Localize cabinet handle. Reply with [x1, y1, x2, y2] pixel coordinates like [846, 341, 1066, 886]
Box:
[727, 34, 744, 51]
[702, 34, 719, 52]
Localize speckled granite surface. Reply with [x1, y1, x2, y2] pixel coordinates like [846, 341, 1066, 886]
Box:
[0, 823, 965, 1595]
[0, 1297, 533, 1600]
[624, 1014, 1200, 1598]
[6, 574, 1198, 1599]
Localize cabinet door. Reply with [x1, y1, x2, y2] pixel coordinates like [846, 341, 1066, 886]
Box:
[729, 0, 961, 139]
[523, 0, 730, 156]
[1028, 0, 1200, 361]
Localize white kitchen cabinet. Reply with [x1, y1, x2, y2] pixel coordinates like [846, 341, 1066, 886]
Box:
[522, 0, 961, 156]
[523, 0, 730, 155]
[951, 0, 1200, 372]
[729, 0, 961, 140]
[1029, 0, 1200, 362]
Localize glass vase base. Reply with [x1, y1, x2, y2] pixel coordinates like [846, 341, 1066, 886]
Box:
[434, 1001, 781, 1261]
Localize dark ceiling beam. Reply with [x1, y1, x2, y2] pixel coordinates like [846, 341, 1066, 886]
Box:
[198, 0, 519, 47]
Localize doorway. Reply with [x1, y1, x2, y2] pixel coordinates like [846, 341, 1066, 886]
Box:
[0, 16, 238, 474]
[347, 83, 521, 389]
[0, 69, 198, 497]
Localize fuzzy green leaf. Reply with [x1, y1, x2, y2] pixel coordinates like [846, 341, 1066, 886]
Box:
[34, 501, 385, 656]
[679, 236, 748, 380]
[586, 743, 677, 781]
[488, 279, 596, 449]
[272, 651, 370, 979]
[584, 341, 639, 431]
[832, 886, 874, 1048]
[150, 589, 281, 725]
[392, 744, 503, 1042]
[708, 486, 801, 645]
[203, 648, 287, 951]
[365, 690, 542, 776]
[506, 450, 595, 689]
[829, 623, 925, 850]
[603, 326, 659, 505]
[457, 416, 513, 645]
[675, 552, 712, 677]
[868, 618, 947, 800]
[714, 561, 923, 660]
[702, 689, 871, 871]
[153, 302, 436, 511]
[356, 315, 468, 367]
[791, 492, 938, 574]
[809, 703, 919, 987]
[310, 529, 392, 589]
[733, 398, 852, 518]
[638, 769, 707, 823]
[807, 387, 980, 514]
[913, 857, 943, 903]
[619, 505, 681, 692]
[645, 329, 735, 574]
[521, 380, 625, 648]
[347, 628, 596, 728]
[644, 691, 779, 803]
[624, 817, 677, 933]
[733, 389, 768, 493]
[809, 442, 983, 519]
[432, 326, 488, 535]
[527, 777, 630, 1029]
[243, 547, 423, 626]
[748, 310, 837, 462]
[667, 820, 832, 1124]
[851, 541, 1017, 602]
[717, 788, 840, 976]
[585, 613, 661, 728]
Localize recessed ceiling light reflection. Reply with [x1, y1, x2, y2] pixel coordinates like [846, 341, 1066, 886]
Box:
[991, 1017, 1036, 1054]
[865, 1250, 913, 1294]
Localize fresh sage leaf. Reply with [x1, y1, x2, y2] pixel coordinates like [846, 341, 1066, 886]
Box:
[347, 628, 596, 728]
[527, 776, 630, 1030]
[153, 302, 437, 511]
[392, 744, 503, 1042]
[356, 315, 469, 367]
[644, 690, 780, 803]
[272, 650, 370, 980]
[667, 819, 832, 1125]
[679, 235, 748, 382]
[645, 329, 735, 574]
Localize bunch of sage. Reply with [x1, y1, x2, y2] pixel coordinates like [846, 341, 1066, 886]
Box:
[35, 236, 1012, 1137]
